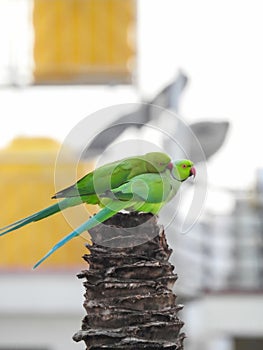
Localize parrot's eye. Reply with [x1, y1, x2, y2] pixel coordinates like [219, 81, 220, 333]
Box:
[182, 164, 187, 168]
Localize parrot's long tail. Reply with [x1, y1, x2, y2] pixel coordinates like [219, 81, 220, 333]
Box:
[0, 197, 82, 237]
[33, 201, 129, 269]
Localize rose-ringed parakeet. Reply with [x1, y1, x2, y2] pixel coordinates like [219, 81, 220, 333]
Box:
[0, 152, 195, 268]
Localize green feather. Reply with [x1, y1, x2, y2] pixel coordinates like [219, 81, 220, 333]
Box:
[0, 153, 195, 268]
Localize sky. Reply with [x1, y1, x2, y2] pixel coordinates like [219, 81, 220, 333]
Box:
[0, 0, 262, 193]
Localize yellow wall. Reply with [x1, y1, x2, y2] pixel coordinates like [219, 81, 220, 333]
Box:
[0, 137, 95, 270]
[33, 0, 136, 84]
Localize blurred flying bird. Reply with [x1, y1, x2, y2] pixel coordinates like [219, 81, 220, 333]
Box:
[83, 72, 188, 158]
[82, 71, 229, 162]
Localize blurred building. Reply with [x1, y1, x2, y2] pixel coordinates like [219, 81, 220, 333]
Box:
[0, 0, 136, 86]
[0, 137, 95, 350]
[171, 176, 263, 350]
[33, 0, 136, 84]
[0, 137, 95, 270]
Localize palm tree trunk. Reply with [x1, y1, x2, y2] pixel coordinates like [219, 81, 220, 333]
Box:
[73, 212, 185, 349]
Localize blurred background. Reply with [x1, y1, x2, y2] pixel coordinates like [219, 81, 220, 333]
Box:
[1, 1, 263, 349]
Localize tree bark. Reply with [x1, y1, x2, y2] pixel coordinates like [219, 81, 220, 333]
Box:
[73, 212, 185, 349]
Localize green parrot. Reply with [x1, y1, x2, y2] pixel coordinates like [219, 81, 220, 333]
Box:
[0, 152, 195, 268]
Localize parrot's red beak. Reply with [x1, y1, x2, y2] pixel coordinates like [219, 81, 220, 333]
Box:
[190, 166, 196, 178]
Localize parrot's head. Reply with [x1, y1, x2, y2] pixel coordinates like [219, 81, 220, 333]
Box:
[168, 159, 196, 182]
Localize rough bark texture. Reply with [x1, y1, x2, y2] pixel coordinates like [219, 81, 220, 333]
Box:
[73, 212, 185, 350]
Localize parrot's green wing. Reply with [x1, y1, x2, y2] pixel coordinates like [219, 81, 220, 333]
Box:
[53, 152, 171, 201]
[111, 173, 173, 204]
[33, 172, 174, 268]
[109, 171, 180, 215]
